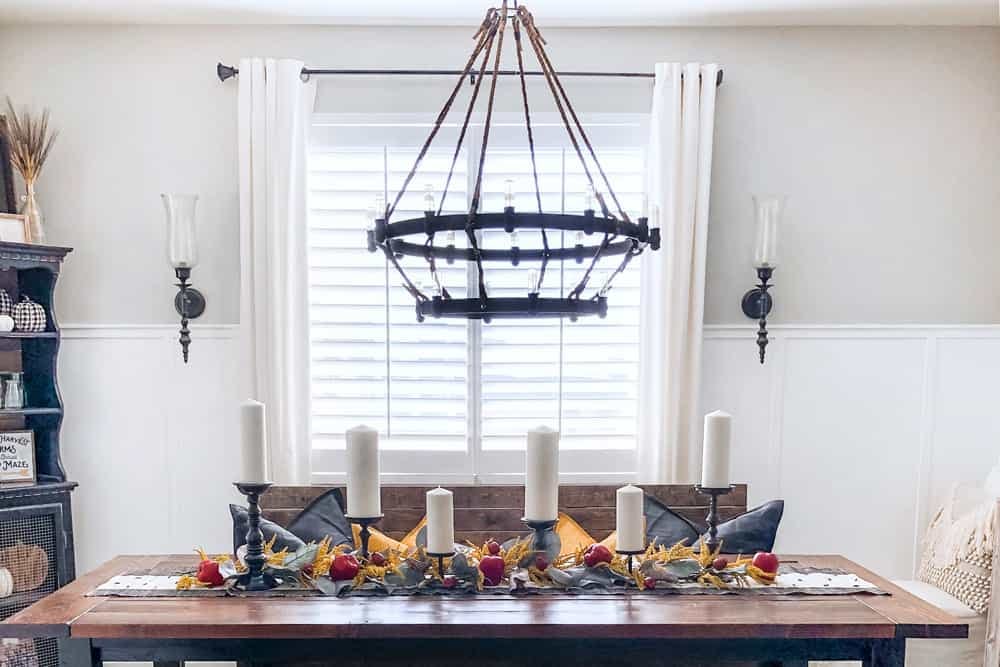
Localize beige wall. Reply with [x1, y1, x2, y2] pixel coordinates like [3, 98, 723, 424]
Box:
[0, 24, 997, 325]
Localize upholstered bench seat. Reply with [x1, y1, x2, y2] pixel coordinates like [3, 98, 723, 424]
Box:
[812, 580, 984, 667]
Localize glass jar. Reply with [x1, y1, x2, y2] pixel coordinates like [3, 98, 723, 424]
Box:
[2, 373, 24, 409]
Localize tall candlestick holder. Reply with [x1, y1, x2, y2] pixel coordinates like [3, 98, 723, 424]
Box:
[522, 518, 560, 561]
[695, 484, 735, 554]
[346, 515, 384, 560]
[233, 481, 279, 592]
[427, 551, 454, 580]
[616, 549, 644, 575]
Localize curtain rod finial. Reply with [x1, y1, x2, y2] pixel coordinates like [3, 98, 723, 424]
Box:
[217, 62, 238, 82]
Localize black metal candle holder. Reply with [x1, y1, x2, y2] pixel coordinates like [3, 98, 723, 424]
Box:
[695, 484, 736, 554]
[741, 266, 773, 364]
[616, 549, 644, 575]
[427, 551, 454, 580]
[233, 481, 279, 592]
[346, 515, 384, 561]
[522, 518, 559, 561]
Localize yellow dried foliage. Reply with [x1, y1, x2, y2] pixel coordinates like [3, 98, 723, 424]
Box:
[502, 540, 530, 575]
[175, 574, 212, 590]
[266, 547, 289, 566]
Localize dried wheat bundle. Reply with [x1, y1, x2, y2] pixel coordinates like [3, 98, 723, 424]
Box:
[2, 98, 58, 184]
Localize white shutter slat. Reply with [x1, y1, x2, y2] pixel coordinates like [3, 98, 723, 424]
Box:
[308, 143, 469, 450]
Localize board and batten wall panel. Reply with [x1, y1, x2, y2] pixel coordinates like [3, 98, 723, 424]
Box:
[56, 324, 1000, 580]
[59, 326, 242, 572]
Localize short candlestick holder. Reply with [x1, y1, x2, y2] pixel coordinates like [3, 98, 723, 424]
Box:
[695, 484, 736, 554]
[346, 515, 384, 560]
[233, 481, 279, 592]
[616, 549, 644, 575]
[522, 518, 560, 561]
[427, 551, 454, 580]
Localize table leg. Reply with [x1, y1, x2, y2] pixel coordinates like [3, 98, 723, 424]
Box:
[864, 638, 905, 667]
[58, 638, 99, 667]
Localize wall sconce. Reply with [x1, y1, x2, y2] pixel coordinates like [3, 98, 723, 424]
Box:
[741, 194, 783, 364]
[162, 193, 206, 363]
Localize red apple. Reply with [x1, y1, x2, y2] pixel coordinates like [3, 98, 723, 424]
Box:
[441, 574, 458, 589]
[196, 559, 224, 586]
[751, 552, 780, 574]
[330, 553, 360, 581]
[643, 576, 656, 590]
[534, 555, 549, 571]
[370, 552, 386, 567]
[583, 543, 613, 567]
[712, 556, 729, 571]
[479, 554, 505, 586]
[486, 540, 501, 556]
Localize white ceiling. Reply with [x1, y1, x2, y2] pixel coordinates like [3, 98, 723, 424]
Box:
[1, 0, 998, 26]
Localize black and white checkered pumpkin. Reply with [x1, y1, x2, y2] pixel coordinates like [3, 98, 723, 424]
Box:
[12, 296, 46, 333]
[0, 290, 11, 316]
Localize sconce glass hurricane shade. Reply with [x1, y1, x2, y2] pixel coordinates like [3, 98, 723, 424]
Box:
[752, 194, 784, 269]
[162, 194, 199, 269]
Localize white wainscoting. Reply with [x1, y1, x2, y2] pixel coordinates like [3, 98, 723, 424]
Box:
[704, 324, 1000, 581]
[59, 324, 243, 573]
[58, 324, 1000, 582]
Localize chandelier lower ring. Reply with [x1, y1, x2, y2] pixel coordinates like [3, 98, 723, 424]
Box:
[418, 295, 608, 321]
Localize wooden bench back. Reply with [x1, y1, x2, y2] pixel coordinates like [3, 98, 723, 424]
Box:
[265, 484, 748, 545]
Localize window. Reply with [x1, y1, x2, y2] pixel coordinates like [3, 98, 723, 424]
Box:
[308, 113, 647, 484]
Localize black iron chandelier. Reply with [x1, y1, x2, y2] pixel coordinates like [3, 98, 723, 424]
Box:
[366, 2, 659, 322]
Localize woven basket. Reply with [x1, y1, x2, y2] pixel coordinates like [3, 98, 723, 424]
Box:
[0, 543, 48, 593]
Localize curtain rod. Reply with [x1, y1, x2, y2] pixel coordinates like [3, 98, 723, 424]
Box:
[215, 62, 724, 86]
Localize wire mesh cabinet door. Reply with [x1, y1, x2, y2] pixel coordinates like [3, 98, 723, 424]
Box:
[0, 497, 71, 667]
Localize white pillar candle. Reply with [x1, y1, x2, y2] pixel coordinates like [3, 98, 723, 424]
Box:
[239, 400, 267, 483]
[616, 484, 645, 552]
[701, 410, 733, 489]
[524, 426, 559, 522]
[425, 487, 455, 554]
[346, 425, 381, 517]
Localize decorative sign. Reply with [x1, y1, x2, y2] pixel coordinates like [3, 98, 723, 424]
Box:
[0, 430, 35, 485]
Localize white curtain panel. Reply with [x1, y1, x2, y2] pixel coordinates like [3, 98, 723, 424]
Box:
[637, 62, 719, 483]
[238, 58, 317, 483]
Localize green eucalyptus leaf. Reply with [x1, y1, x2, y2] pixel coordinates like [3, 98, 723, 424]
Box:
[660, 559, 703, 580]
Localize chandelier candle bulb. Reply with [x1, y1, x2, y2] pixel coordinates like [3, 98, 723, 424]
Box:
[528, 268, 540, 295]
[239, 400, 268, 483]
[701, 410, 733, 489]
[425, 487, 455, 555]
[584, 184, 595, 212]
[524, 426, 560, 522]
[346, 425, 381, 517]
[504, 179, 515, 209]
[423, 184, 436, 213]
[616, 484, 645, 552]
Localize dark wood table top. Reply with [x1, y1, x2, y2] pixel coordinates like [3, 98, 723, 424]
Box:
[1, 554, 968, 642]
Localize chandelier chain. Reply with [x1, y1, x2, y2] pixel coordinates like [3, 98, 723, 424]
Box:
[385, 8, 499, 223]
[466, 0, 510, 307]
[512, 13, 551, 294]
[517, 6, 632, 225]
[426, 8, 503, 299]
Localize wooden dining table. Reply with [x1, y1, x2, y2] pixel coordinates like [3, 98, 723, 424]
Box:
[0, 554, 967, 667]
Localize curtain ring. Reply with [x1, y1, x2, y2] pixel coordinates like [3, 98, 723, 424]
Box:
[300, 70, 311, 83]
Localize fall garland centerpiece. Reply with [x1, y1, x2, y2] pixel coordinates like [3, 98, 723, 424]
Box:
[178, 535, 780, 597]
